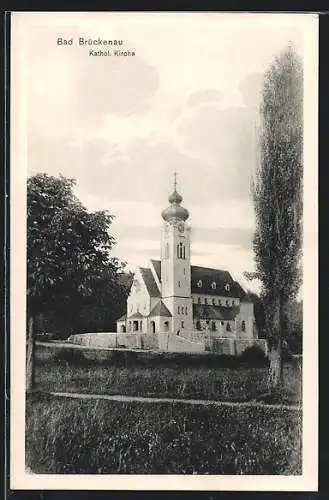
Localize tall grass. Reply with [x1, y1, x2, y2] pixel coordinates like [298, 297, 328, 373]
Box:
[26, 392, 302, 475]
[35, 358, 301, 404]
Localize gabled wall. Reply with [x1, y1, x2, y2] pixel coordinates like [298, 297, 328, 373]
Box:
[126, 267, 151, 318]
[235, 301, 255, 338]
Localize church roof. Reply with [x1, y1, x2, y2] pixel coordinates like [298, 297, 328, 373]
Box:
[193, 304, 240, 320]
[117, 313, 127, 322]
[191, 266, 246, 298]
[139, 267, 161, 297]
[149, 301, 172, 318]
[149, 260, 248, 300]
[127, 311, 145, 319]
[150, 259, 161, 282]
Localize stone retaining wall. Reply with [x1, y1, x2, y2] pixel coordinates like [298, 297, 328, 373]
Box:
[66, 332, 267, 356]
[68, 332, 158, 350]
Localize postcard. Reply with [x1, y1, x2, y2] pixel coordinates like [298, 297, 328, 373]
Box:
[10, 11, 318, 491]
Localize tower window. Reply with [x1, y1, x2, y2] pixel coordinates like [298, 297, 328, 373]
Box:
[181, 321, 184, 329]
[185, 306, 187, 315]
[241, 320, 246, 332]
[225, 283, 231, 292]
[164, 243, 169, 259]
[178, 280, 181, 287]
[177, 242, 185, 259]
[178, 306, 180, 314]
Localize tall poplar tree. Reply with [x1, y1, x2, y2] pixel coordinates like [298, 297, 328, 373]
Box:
[252, 45, 303, 385]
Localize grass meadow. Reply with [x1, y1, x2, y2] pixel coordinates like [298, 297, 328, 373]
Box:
[34, 345, 302, 405]
[25, 345, 302, 474]
[26, 392, 302, 475]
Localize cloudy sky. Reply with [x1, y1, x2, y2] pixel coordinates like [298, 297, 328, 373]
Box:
[18, 13, 307, 292]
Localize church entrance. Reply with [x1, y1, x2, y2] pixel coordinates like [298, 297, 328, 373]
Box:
[151, 321, 156, 334]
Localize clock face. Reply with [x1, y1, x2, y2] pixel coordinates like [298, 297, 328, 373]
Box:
[178, 222, 185, 233]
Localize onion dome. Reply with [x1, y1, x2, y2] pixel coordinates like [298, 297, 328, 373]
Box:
[161, 174, 189, 222]
[168, 189, 183, 205]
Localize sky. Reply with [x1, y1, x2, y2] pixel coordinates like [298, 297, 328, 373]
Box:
[22, 13, 306, 293]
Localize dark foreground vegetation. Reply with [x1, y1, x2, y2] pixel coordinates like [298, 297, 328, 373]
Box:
[26, 392, 302, 475]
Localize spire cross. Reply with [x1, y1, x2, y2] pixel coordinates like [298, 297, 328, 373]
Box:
[174, 171, 177, 190]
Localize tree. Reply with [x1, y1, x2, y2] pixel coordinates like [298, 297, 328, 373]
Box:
[27, 173, 127, 391]
[252, 45, 303, 386]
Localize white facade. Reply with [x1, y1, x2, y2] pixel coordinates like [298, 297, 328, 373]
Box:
[117, 182, 256, 340]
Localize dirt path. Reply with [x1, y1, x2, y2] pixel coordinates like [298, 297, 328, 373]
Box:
[48, 391, 301, 411]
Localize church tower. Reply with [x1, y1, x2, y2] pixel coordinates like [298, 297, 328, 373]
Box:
[160, 174, 193, 334]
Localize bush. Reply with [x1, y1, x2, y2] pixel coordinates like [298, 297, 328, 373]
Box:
[53, 347, 88, 366]
[239, 346, 267, 365]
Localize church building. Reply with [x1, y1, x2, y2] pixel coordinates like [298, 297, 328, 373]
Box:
[117, 178, 256, 340]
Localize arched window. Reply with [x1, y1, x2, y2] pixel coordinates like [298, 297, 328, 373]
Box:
[198, 297, 201, 304]
[182, 307, 184, 315]
[211, 321, 216, 331]
[204, 298, 208, 305]
[211, 282, 217, 290]
[177, 242, 185, 259]
[185, 306, 187, 315]
[178, 306, 180, 314]
[226, 299, 230, 306]
[178, 280, 181, 287]
[164, 243, 169, 259]
[197, 280, 202, 288]
[241, 320, 246, 332]
[212, 298, 216, 305]
[226, 322, 231, 332]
